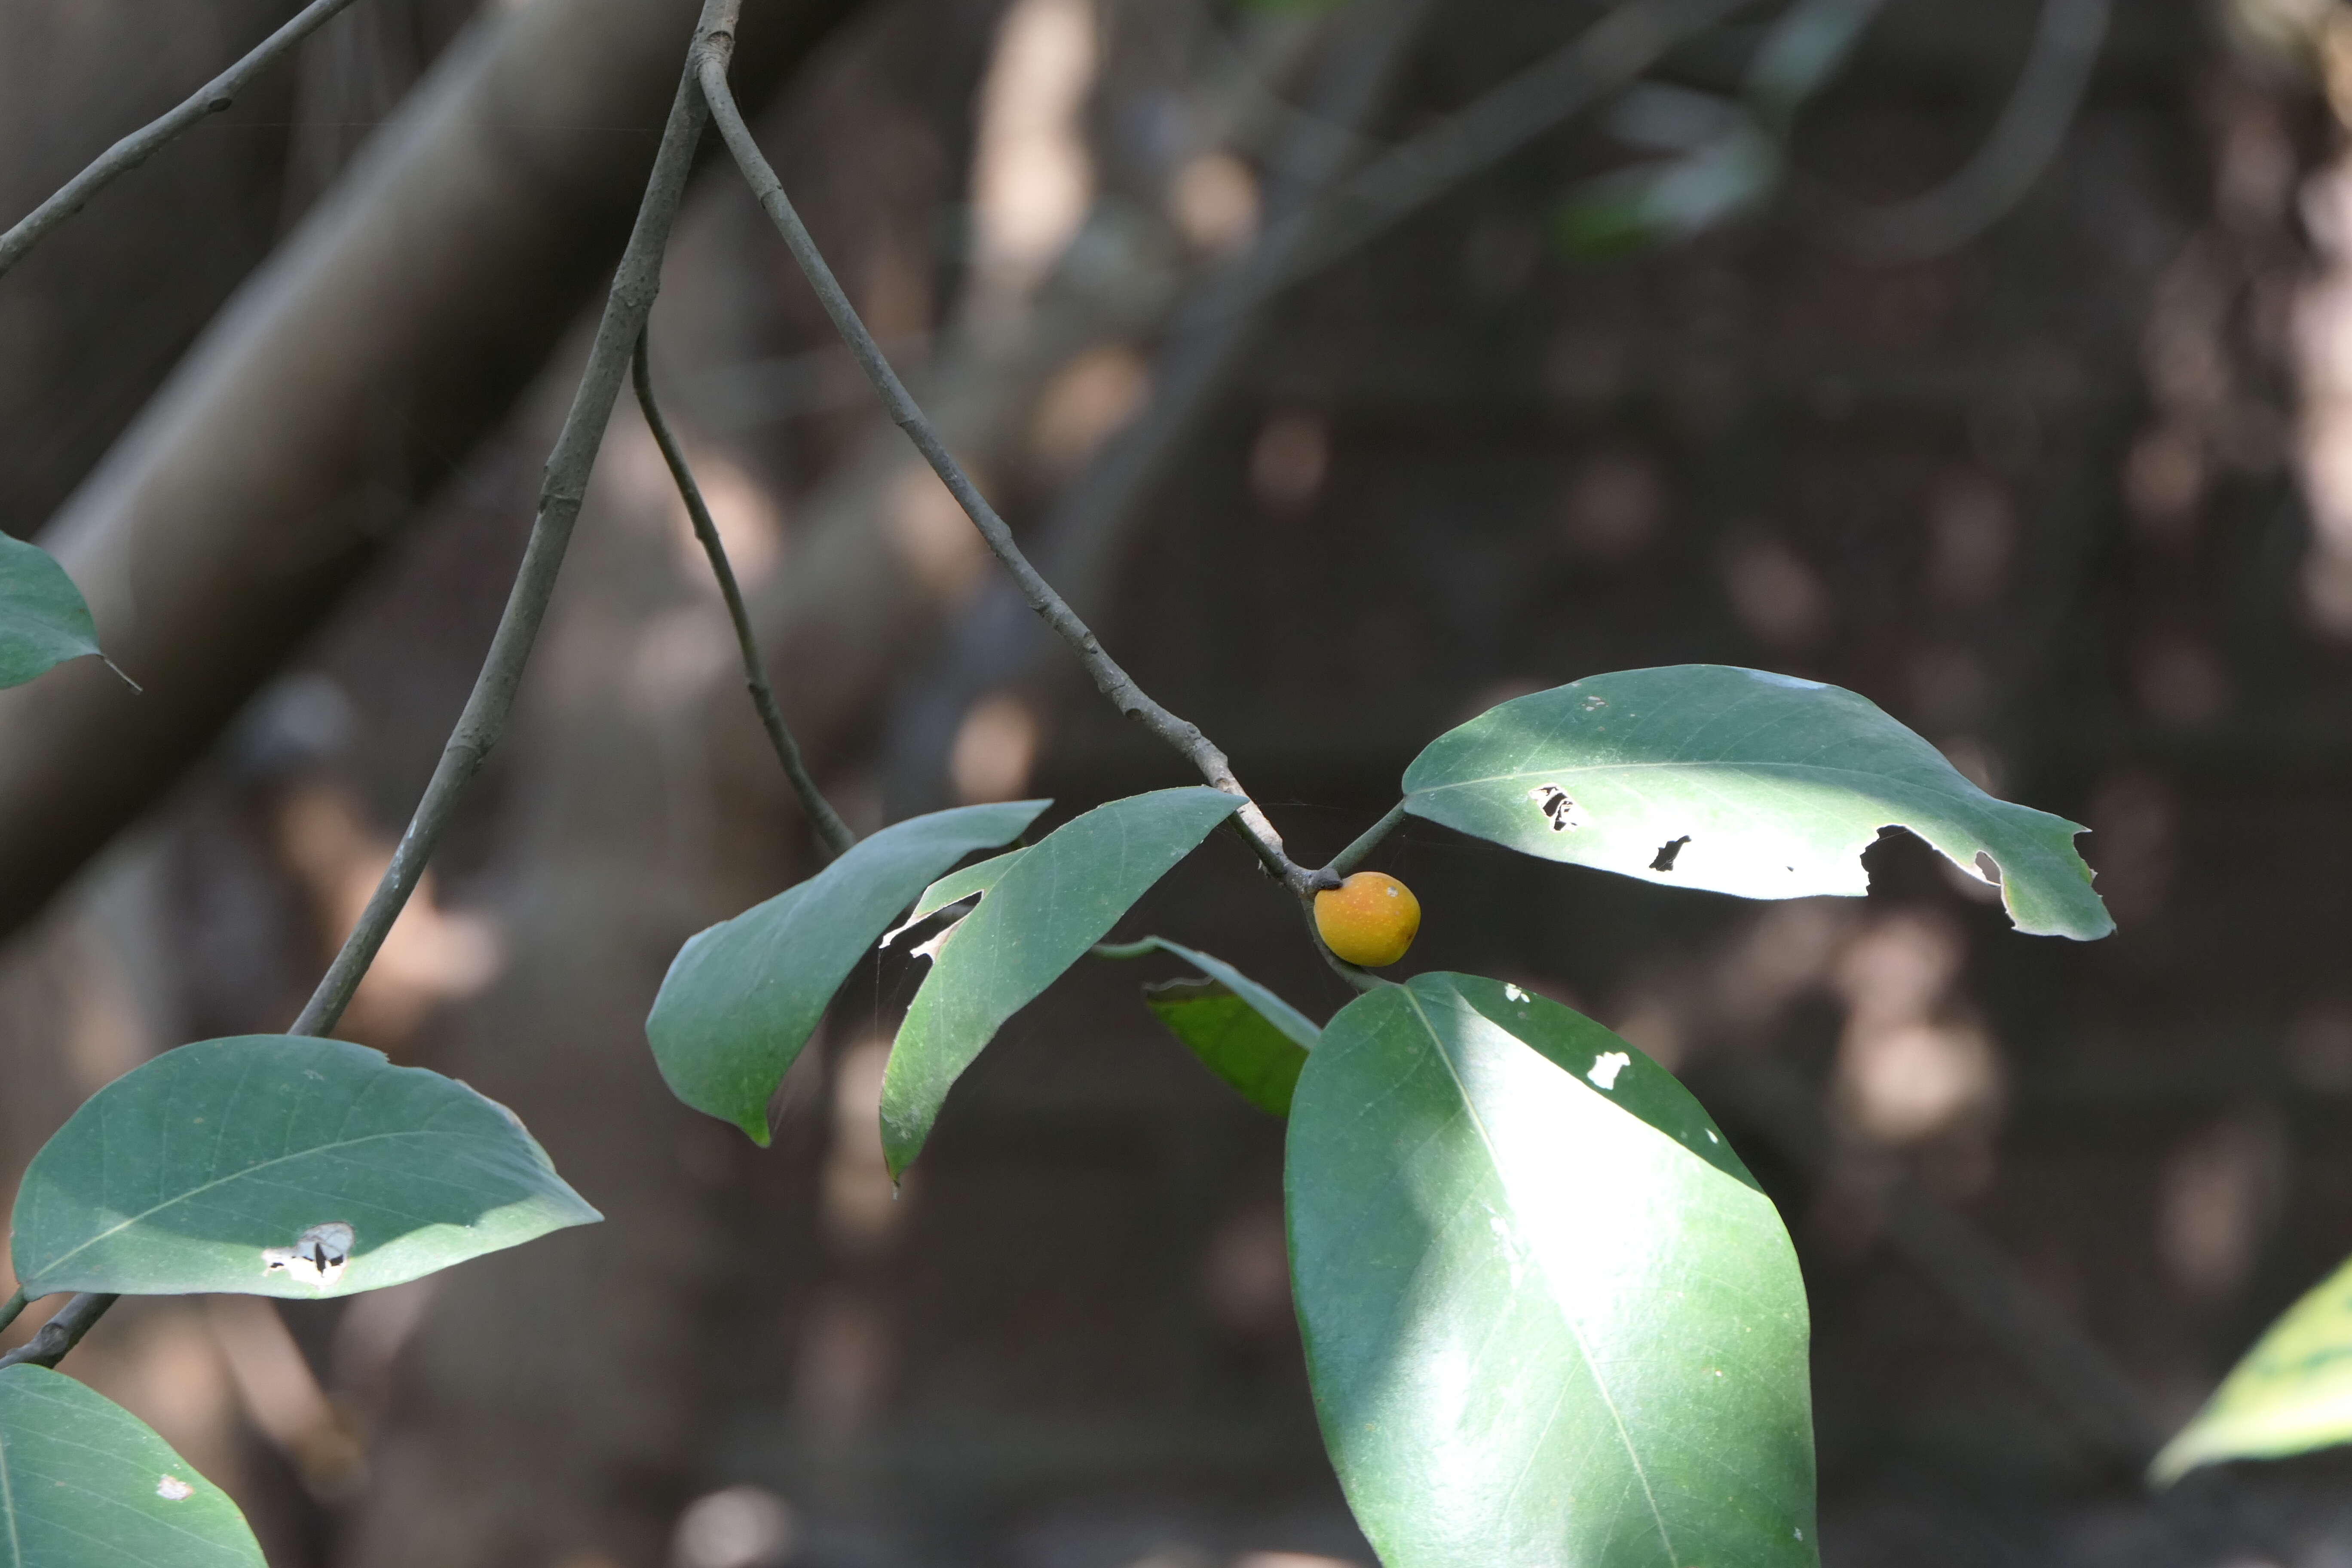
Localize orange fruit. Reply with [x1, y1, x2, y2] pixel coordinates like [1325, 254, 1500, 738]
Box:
[1314, 871, 1421, 968]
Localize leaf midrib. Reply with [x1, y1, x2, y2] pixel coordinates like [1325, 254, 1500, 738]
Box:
[26, 1127, 481, 1280]
[1401, 983, 1678, 1563]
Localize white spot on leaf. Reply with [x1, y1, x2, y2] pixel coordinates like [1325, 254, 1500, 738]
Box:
[263, 1221, 354, 1288]
[156, 1476, 194, 1501]
[1587, 1051, 1631, 1090]
[1504, 983, 1529, 1003]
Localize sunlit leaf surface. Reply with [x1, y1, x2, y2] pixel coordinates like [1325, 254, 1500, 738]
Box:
[2154, 1252, 2352, 1483]
[0, 1365, 263, 1567]
[11, 1035, 597, 1298]
[1401, 665, 2111, 939]
[1287, 973, 1817, 1568]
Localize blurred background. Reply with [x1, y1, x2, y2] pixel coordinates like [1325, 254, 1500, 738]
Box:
[3, 0, 2351, 1563]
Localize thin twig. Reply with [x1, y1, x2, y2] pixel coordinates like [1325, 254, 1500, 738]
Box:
[0, 1293, 120, 1372]
[698, 57, 1317, 898]
[290, 0, 743, 1040]
[631, 331, 855, 858]
[0, 0, 372, 280]
[0, 1286, 27, 1335]
[885, 0, 1749, 811]
[1323, 803, 1406, 881]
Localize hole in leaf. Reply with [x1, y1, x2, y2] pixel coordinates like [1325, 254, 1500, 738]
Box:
[263, 1221, 354, 1288]
[1526, 784, 1587, 832]
[1650, 836, 1691, 872]
[1973, 850, 2003, 885]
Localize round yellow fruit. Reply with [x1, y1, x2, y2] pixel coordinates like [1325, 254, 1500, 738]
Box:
[1314, 871, 1421, 968]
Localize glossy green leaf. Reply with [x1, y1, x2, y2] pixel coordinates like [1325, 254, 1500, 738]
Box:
[10, 1035, 598, 1299]
[1287, 973, 1816, 1568]
[648, 802, 1047, 1142]
[0, 534, 101, 689]
[891, 846, 1029, 936]
[879, 787, 1242, 1176]
[1402, 665, 2111, 940]
[0, 1365, 263, 1567]
[2153, 1251, 2352, 1483]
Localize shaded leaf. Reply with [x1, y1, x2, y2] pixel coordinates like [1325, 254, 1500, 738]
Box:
[0, 533, 101, 689]
[1401, 665, 2110, 939]
[879, 787, 1242, 1176]
[1129, 937, 1320, 1117]
[2153, 1252, 2352, 1483]
[649, 802, 1047, 1142]
[1287, 972, 1817, 1568]
[0, 1365, 263, 1567]
[10, 1035, 598, 1298]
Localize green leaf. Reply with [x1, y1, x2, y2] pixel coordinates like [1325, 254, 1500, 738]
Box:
[648, 802, 1048, 1142]
[1287, 973, 1817, 1568]
[1401, 665, 2111, 940]
[0, 1365, 263, 1567]
[10, 1035, 599, 1299]
[0, 534, 101, 689]
[1129, 936, 1320, 1117]
[879, 787, 1242, 1176]
[892, 846, 1029, 937]
[2152, 1251, 2352, 1483]
[1145, 982, 1310, 1118]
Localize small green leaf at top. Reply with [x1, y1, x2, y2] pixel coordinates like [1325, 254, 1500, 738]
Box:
[0, 1365, 264, 1567]
[2153, 1251, 2352, 1483]
[648, 801, 1048, 1142]
[0, 533, 102, 689]
[10, 1035, 598, 1299]
[879, 786, 1243, 1178]
[1287, 972, 1816, 1568]
[1402, 665, 2112, 940]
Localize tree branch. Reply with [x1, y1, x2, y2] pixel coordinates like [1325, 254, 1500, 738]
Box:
[0, 0, 371, 280]
[697, 57, 1317, 897]
[631, 330, 855, 857]
[290, 0, 743, 1040]
[0, 1286, 26, 1335]
[1323, 802, 1406, 880]
[0, 1292, 120, 1372]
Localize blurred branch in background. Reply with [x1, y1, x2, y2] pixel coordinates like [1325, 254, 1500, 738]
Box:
[881, 0, 1762, 815]
[0, 0, 866, 943]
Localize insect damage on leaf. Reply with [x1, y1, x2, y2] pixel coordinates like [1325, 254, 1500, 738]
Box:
[262, 1221, 354, 1288]
[1649, 835, 1691, 871]
[1527, 784, 1587, 832]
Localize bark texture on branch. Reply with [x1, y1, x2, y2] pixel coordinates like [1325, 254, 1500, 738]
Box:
[0, 0, 862, 940]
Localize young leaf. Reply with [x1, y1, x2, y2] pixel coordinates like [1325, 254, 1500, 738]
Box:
[648, 801, 1048, 1142]
[878, 786, 1243, 1177]
[2152, 1252, 2352, 1483]
[0, 1365, 263, 1567]
[10, 1035, 599, 1299]
[1145, 981, 1310, 1118]
[1401, 665, 2111, 940]
[0, 533, 102, 689]
[1287, 973, 1817, 1568]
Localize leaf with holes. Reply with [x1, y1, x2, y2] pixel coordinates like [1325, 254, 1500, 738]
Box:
[2153, 1251, 2352, 1483]
[9, 1035, 598, 1298]
[1287, 972, 1816, 1568]
[879, 787, 1242, 1176]
[883, 846, 1030, 944]
[649, 801, 1048, 1141]
[1401, 665, 2111, 939]
[0, 1365, 263, 1567]
[1129, 936, 1319, 1116]
[0, 533, 101, 689]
